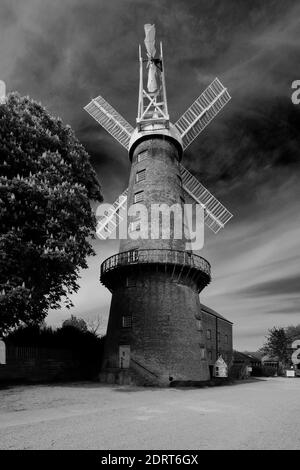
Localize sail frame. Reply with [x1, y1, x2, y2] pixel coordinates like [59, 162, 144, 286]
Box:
[180, 163, 233, 234]
[175, 78, 231, 150]
[84, 96, 134, 150]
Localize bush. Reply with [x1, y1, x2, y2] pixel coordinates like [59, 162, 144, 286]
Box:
[5, 323, 105, 361]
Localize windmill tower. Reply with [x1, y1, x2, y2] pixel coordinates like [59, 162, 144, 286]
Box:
[84, 25, 232, 385]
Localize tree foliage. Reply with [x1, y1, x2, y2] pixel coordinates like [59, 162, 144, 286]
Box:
[285, 324, 300, 341]
[62, 314, 88, 332]
[0, 93, 102, 333]
[261, 327, 290, 365]
[85, 314, 102, 336]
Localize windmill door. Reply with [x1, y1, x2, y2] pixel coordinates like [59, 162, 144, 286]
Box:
[119, 345, 130, 369]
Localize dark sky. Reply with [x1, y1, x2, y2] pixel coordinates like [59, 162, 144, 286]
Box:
[1, 0, 300, 350]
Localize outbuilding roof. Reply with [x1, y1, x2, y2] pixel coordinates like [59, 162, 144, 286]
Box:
[201, 303, 233, 325]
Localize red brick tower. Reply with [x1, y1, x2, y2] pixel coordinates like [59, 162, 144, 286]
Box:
[84, 25, 232, 385]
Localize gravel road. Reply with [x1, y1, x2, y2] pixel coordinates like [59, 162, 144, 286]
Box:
[0, 377, 299, 449]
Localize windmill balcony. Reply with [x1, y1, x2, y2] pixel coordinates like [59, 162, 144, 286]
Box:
[100, 249, 211, 292]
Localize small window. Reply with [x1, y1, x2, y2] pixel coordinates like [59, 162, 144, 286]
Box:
[225, 334, 228, 344]
[217, 332, 221, 343]
[134, 190, 144, 204]
[136, 169, 146, 183]
[199, 347, 206, 360]
[208, 351, 212, 361]
[126, 277, 136, 287]
[122, 316, 132, 328]
[137, 150, 148, 163]
[206, 329, 212, 340]
[196, 320, 202, 331]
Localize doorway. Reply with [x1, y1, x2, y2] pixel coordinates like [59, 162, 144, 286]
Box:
[119, 345, 130, 369]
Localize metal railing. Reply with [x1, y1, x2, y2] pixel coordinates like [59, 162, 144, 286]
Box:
[131, 358, 159, 378]
[101, 248, 211, 277]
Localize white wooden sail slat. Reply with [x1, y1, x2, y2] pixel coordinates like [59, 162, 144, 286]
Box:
[209, 204, 224, 217]
[174, 78, 231, 150]
[96, 189, 128, 239]
[84, 96, 134, 150]
[204, 214, 222, 233]
[180, 163, 233, 233]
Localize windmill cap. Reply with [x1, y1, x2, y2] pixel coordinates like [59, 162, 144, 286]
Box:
[128, 122, 183, 161]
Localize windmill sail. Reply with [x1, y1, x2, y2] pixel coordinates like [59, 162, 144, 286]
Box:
[84, 96, 134, 150]
[96, 189, 128, 239]
[180, 164, 233, 233]
[175, 78, 231, 150]
[144, 24, 158, 93]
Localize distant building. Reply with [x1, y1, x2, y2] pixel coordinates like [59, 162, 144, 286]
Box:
[261, 355, 279, 371]
[288, 335, 300, 376]
[234, 351, 262, 368]
[201, 304, 233, 378]
[232, 351, 262, 379]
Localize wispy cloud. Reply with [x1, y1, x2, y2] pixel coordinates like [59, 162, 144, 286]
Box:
[201, 176, 300, 349]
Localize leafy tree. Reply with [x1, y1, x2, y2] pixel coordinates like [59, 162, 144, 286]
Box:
[0, 93, 102, 334]
[62, 315, 88, 332]
[261, 327, 290, 367]
[285, 324, 300, 341]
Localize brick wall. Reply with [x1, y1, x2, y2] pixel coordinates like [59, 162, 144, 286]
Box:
[120, 138, 186, 253]
[102, 269, 210, 385]
[202, 309, 233, 366]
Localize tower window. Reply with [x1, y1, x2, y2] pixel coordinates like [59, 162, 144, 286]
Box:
[137, 150, 148, 163]
[126, 277, 136, 287]
[136, 169, 146, 183]
[208, 351, 213, 360]
[225, 334, 228, 344]
[134, 190, 144, 203]
[122, 315, 132, 328]
[196, 320, 202, 331]
[206, 329, 212, 340]
[199, 346, 206, 360]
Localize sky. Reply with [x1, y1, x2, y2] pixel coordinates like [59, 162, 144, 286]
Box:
[1, 0, 300, 350]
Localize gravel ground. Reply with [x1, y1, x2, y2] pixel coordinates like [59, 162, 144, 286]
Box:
[0, 377, 299, 450]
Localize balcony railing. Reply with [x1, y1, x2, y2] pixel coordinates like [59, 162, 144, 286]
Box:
[101, 249, 211, 278]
